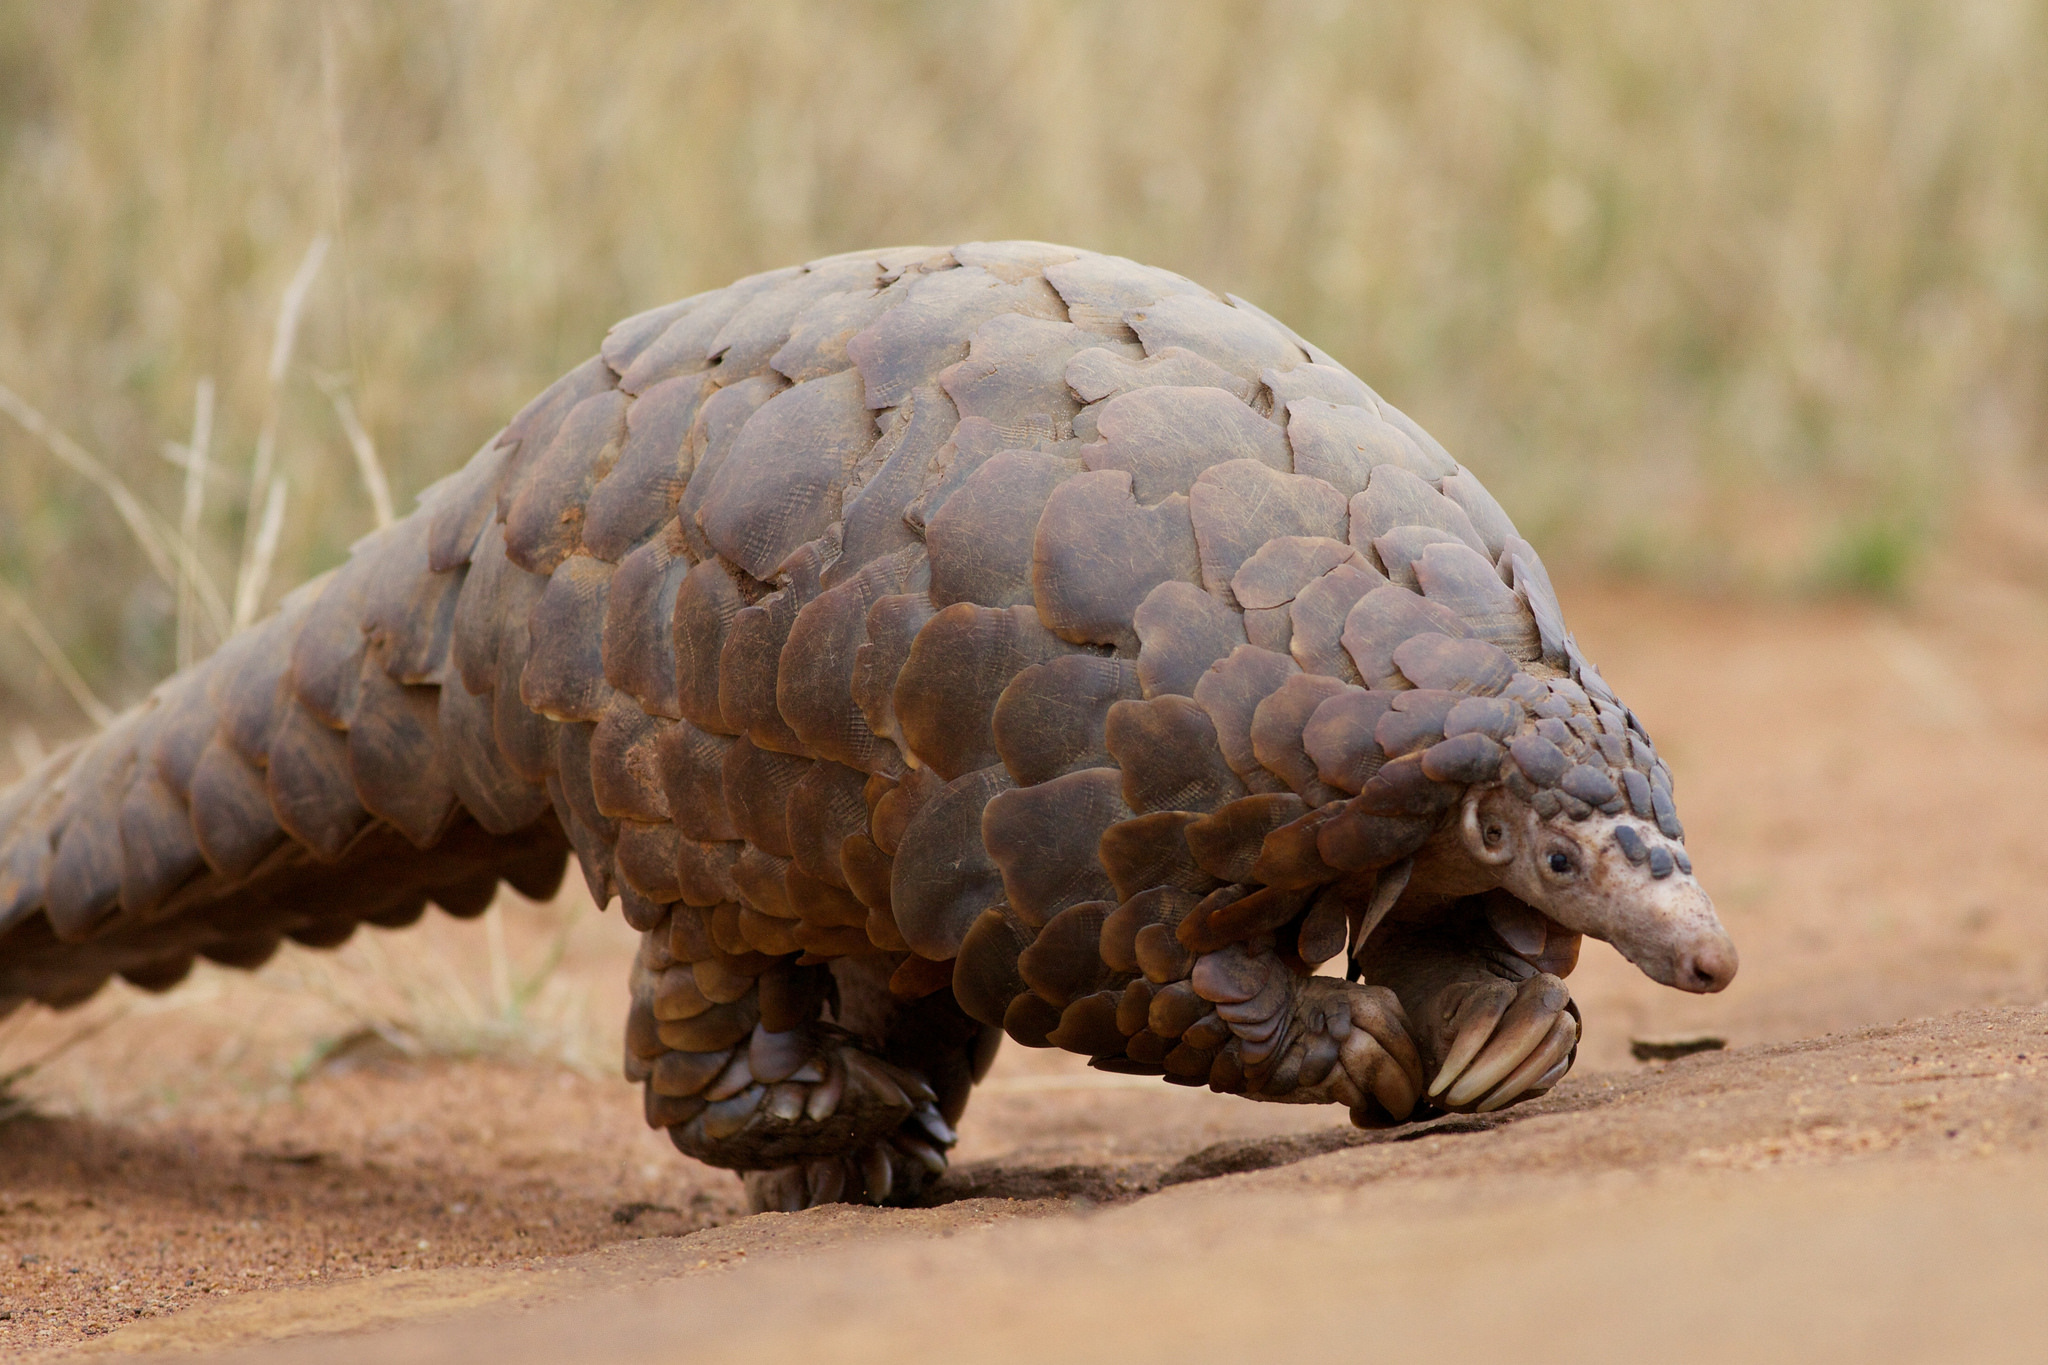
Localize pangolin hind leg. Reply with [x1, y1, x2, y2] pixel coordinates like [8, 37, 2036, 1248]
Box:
[739, 961, 999, 1214]
[625, 912, 991, 1211]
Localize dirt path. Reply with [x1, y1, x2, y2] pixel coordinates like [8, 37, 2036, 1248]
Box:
[5, 532, 2048, 1361]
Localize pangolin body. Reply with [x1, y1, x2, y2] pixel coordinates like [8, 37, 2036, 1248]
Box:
[0, 243, 1735, 1210]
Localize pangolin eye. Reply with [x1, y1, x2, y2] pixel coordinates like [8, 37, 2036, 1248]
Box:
[1546, 851, 1574, 876]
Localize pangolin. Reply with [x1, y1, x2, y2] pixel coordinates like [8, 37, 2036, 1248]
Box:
[0, 242, 1736, 1211]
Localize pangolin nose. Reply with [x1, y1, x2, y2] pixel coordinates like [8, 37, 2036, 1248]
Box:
[1681, 937, 1738, 993]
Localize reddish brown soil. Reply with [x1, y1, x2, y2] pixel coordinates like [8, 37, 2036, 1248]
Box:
[5, 533, 2048, 1361]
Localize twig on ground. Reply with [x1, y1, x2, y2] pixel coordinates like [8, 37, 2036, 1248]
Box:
[0, 580, 114, 727]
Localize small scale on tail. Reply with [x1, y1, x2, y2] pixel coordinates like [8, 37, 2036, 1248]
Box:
[0, 242, 1734, 1212]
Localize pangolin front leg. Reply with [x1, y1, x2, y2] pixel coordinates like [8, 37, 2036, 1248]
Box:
[1362, 895, 1583, 1115]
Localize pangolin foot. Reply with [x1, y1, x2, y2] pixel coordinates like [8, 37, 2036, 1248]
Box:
[1422, 972, 1579, 1114]
[740, 1103, 955, 1213]
[648, 1026, 950, 1183]
[1186, 946, 1427, 1125]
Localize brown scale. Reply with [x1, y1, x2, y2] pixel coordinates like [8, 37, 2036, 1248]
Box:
[1065, 345, 1257, 408]
[288, 553, 377, 727]
[115, 771, 203, 920]
[1103, 696, 1246, 815]
[1132, 581, 1247, 699]
[1248, 673, 1351, 803]
[437, 681, 550, 836]
[1018, 900, 1120, 1008]
[1287, 562, 1385, 683]
[347, 652, 458, 848]
[893, 603, 1086, 781]
[1194, 646, 1301, 796]
[422, 437, 512, 574]
[599, 536, 689, 720]
[600, 295, 698, 385]
[1043, 254, 1208, 338]
[145, 674, 216, 802]
[1032, 469, 1202, 652]
[783, 761, 869, 889]
[1189, 460, 1349, 606]
[618, 273, 792, 396]
[581, 378, 704, 564]
[981, 768, 1128, 928]
[1339, 586, 1476, 691]
[186, 741, 284, 880]
[492, 357, 617, 521]
[672, 374, 787, 562]
[847, 265, 1066, 411]
[1082, 386, 1288, 503]
[1284, 400, 1420, 494]
[1265, 360, 1379, 413]
[719, 555, 826, 755]
[1099, 817, 1220, 906]
[448, 524, 526, 697]
[1126, 294, 1306, 383]
[213, 609, 305, 767]
[588, 695, 671, 824]
[1231, 536, 1367, 612]
[938, 313, 1097, 441]
[671, 836, 740, 905]
[771, 287, 893, 386]
[851, 592, 939, 757]
[503, 389, 630, 576]
[1185, 794, 1311, 884]
[908, 416, 1077, 530]
[1349, 464, 1486, 556]
[834, 384, 957, 573]
[990, 656, 1140, 786]
[265, 703, 370, 862]
[520, 556, 615, 723]
[698, 369, 876, 583]
[953, 905, 1037, 1029]
[888, 766, 1014, 961]
[711, 258, 883, 379]
[671, 558, 759, 734]
[1412, 542, 1541, 662]
[926, 451, 1076, 609]
[779, 547, 926, 774]
[1374, 526, 1471, 591]
[1437, 468, 1519, 559]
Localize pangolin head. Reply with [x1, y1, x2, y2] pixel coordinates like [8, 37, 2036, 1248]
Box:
[1314, 628, 1737, 995]
[1438, 660, 1736, 994]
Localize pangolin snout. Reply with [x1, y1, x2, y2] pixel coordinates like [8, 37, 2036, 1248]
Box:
[1676, 931, 1738, 993]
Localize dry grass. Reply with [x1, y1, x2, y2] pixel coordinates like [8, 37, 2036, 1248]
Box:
[1, 0, 2044, 735]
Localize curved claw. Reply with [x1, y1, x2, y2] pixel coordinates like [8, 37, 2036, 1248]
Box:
[1342, 986, 1424, 1120]
[1438, 974, 1571, 1109]
[1426, 979, 1517, 1099]
[1474, 1009, 1579, 1113]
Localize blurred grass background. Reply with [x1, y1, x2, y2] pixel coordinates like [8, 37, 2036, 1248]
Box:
[2, 0, 2045, 744]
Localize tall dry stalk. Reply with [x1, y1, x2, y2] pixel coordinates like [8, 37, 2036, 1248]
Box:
[234, 234, 328, 631]
[174, 376, 215, 669]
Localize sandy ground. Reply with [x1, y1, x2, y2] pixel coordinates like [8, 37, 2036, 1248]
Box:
[6, 505, 2048, 1362]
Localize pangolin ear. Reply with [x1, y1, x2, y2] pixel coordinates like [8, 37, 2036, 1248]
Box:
[1460, 788, 1516, 867]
